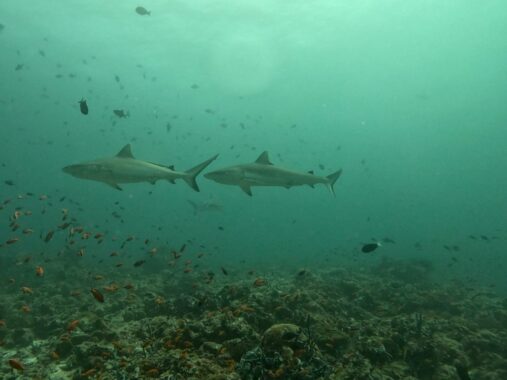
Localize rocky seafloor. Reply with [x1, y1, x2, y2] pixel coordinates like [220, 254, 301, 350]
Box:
[1, 258, 506, 380]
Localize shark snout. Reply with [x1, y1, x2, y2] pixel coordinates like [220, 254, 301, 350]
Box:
[62, 165, 73, 174]
[62, 164, 83, 177]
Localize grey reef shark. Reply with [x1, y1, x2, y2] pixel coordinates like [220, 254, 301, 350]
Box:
[63, 144, 218, 191]
[204, 151, 342, 196]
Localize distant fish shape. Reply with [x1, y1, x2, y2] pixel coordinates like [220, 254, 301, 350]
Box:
[361, 242, 381, 253]
[133, 260, 146, 267]
[204, 151, 342, 196]
[113, 109, 129, 118]
[135, 6, 151, 16]
[79, 99, 88, 115]
[91, 288, 104, 303]
[62, 144, 218, 192]
[8, 359, 24, 371]
[187, 199, 223, 214]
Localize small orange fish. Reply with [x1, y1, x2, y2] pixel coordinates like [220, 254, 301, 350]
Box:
[73, 226, 84, 234]
[67, 319, 80, 332]
[21, 305, 31, 313]
[253, 278, 267, 287]
[91, 288, 104, 303]
[44, 230, 55, 242]
[58, 222, 71, 230]
[22, 228, 34, 235]
[8, 358, 24, 371]
[6, 237, 19, 245]
[50, 351, 60, 360]
[21, 286, 33, 294]
[77, 248, 85, 257]
[103, 283, 119, 292]
[35, 266, 44, 277]
[0, 320, 6, 327]
[94, 275, 104, 281]
[146, 368, 159, 377]
[81, 368, 96, 377]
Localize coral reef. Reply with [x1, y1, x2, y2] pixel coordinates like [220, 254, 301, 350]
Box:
[0, 260, 506, 379]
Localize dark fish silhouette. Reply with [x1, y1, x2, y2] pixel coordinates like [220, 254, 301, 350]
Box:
[113, 109, 129, 118]
[134, 260, 146, 267]
[361, 242, 381, 253]
[79, 99, 88, 115]
[91, 288, 104, 302]
[135, 6, 151, 16]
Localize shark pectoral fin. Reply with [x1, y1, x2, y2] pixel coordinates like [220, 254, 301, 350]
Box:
[308, 184, 315, 188]
[239, 183, 252, 196]
[105, 182, 122, 191]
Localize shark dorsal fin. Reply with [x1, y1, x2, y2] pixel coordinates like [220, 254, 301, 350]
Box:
[255, 151, 272, 165]
[116, 144, 134, 159]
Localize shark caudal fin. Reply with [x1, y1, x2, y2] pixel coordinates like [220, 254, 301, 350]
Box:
[326, 169, 343, 196]
[183, 154, 219, 192]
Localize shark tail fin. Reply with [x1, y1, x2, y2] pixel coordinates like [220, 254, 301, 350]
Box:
[326, 169, 342, 196]
[183, 154, 219, 192]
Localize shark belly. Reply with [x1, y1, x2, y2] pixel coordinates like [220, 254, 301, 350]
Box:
[244, 167, 322, 188]
[101, 159, 175, 184]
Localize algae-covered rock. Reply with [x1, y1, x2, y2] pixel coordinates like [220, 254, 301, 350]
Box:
[239, 323, 331, 379]
[261, 323, 307, 352]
